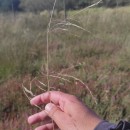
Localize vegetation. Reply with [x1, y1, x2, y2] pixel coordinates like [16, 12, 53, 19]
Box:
[0, 0, 130, 12]
[0, 5, 130, 130]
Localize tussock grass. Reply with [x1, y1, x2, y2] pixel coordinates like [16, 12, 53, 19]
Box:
[0, 6, 130, 129]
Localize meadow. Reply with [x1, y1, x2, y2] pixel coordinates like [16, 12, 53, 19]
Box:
[0, 6, 130, 129]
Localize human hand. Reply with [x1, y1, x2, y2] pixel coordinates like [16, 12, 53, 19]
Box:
[28, 91, 102, 130]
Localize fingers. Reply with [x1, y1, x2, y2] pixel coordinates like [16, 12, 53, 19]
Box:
[30, 91, 72, 106]
[35, 123, 54, 130]
[30, 91, 82, 116]
[28, 102, 75, 130]
[28, 110, 49, 124]
[30, 91, 61, 106]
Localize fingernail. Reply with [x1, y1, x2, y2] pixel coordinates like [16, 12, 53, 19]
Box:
[45, 103, 55, 113]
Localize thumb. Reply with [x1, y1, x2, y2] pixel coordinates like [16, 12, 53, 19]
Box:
[45, 103, 60, 118]
[45, 103, 75, 130]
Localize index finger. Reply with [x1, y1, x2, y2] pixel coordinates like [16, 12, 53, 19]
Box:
[30, 91, 70, 106]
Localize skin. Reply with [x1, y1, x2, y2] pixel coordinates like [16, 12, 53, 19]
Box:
[28, 91, 102, 130]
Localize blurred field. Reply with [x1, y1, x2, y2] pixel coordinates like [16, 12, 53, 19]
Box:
[0, 6, 130, 129]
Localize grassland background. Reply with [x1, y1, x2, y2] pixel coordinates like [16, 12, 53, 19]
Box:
[0, 6, 130, 130]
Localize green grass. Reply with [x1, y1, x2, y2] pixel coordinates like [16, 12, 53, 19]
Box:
[0, 6, 130, 129]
